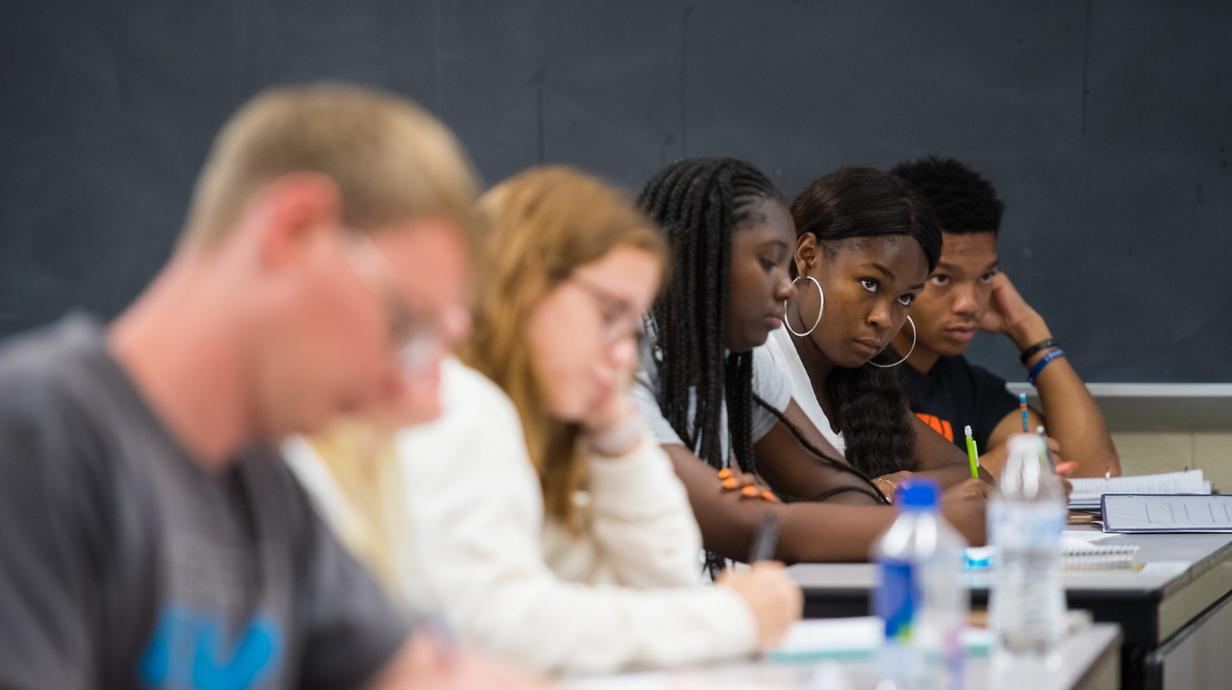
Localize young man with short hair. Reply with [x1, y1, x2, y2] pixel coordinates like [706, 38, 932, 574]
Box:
[0, 83, 542, 690]
[889, 156, 1120, 479]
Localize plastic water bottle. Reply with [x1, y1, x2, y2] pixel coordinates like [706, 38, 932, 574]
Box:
[873, 479, 969, 690]
[989, 434, 1068, 656]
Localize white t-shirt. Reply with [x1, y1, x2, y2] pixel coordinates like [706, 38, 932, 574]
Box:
[763, 325, 848, 456]
[633, 343, 793, 465]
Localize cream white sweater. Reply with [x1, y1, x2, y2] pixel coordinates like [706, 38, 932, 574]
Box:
[288, 359, 757, 676]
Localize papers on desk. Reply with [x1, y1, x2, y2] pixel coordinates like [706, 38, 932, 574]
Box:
[765, 617, 880, 663]
[1068, 470, 1210, 510]
[1102, 494, 1232, 533]
[766, 617, 993, 663]
[565, 619, 974, 689]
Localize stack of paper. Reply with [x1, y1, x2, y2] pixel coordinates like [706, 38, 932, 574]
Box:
[1068, 470, 1210, 510]
[766, 617, 993, 663]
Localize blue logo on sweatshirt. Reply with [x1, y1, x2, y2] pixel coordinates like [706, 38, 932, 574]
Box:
[139, 606, 282, 690]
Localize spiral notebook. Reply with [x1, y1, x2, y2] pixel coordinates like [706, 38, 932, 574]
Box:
[964, 538, 1140, 571]
[1061, 541, 1140, 569]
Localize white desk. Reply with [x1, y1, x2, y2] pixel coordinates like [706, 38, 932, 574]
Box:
[791, 529, 1232, 690]
[565, 624, 1121, 690]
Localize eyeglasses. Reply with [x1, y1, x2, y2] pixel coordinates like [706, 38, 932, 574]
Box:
[568, 273, 647, 347]
[345, 232, 455, 375]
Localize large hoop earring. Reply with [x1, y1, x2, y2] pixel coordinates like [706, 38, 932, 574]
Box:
[784, 276, 824, 337]
[869, 316, 916, 368]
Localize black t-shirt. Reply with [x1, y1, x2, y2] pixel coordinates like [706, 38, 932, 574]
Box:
[0, 316, 410, 690]
[898, 355, 1020, 452]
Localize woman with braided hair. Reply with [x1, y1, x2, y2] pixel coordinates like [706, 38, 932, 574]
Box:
[634, 158, 990, 564]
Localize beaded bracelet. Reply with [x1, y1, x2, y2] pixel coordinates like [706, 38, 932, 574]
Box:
[1019, 338, 1060, 364]
[1027, 348, 1065, 385]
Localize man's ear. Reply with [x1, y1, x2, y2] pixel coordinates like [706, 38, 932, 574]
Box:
[794, 233, 821, 276]
[255, 172, 343, 270]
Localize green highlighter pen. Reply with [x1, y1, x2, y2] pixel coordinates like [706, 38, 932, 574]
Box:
[965, 425, 979, 478]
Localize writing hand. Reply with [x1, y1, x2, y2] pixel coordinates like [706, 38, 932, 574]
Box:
[717, 562, 802, 648]
[872, 470, 916, 503]
[941, 478, 992, 546]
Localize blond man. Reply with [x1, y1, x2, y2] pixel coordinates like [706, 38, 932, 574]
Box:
[0, 83, 540, 690]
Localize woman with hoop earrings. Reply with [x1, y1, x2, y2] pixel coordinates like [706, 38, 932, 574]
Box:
[636, 159, 990, 567]
[764, 167, 994, 500]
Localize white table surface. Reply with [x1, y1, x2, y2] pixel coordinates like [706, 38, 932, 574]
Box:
[564, 623, 1121, 690]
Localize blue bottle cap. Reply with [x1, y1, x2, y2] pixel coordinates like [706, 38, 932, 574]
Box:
[897, 478, 940, 510]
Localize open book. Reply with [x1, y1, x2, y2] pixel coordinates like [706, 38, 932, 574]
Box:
[1068, 470, 1211, 510]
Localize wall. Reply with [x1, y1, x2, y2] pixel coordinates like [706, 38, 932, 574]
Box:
[2, 0, 1228, 383]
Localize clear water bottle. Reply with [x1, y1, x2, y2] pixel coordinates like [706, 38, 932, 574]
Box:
[989, 434, 1068, 656]
[873, 479, 969, 690]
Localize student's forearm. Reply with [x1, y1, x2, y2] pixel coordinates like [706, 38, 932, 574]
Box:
[701, 492, 898, 564]
[777, 492, 988, 560]
[775, 504, 898, 563]
[669, 446, 989, 562]
[752, 403, 877, 502]
[666, 445, 885, 564]
[1031, 358, 1120, 477]
[1013, 317, 1120, 478]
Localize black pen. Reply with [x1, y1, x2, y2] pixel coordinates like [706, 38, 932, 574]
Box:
[749, 512, 780, 563]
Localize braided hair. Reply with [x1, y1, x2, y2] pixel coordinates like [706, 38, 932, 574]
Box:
[639, 159, 887, 496]
[637, 158, 783, 476]
[791, 167, 942, 478]
[889, 156, 1004, 234]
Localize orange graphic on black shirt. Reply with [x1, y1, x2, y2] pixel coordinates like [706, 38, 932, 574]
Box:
[916, 413, 953, 442]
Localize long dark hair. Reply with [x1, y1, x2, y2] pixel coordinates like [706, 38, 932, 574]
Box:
[638, 158, 780, 475]
[791, 167, 942, 478]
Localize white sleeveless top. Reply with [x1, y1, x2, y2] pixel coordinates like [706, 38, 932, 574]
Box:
[762, 325, 848, 457]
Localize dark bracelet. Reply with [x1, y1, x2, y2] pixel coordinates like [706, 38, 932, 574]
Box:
[1019, 338, 1060, 364]
[1027, 348, 1066, 385]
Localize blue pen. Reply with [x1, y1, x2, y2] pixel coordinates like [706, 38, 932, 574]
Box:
[1019, 393, 1030, 433]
